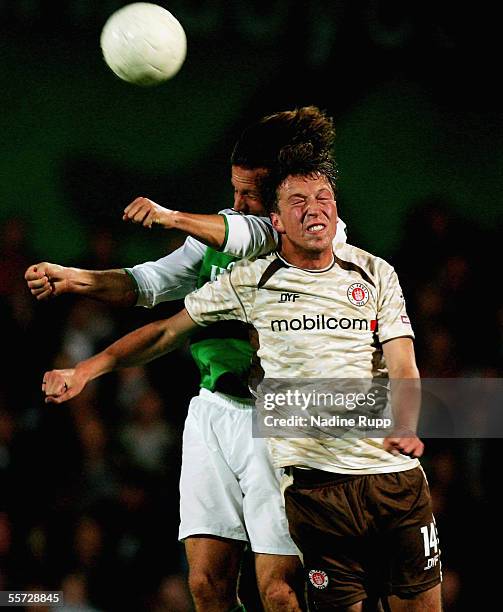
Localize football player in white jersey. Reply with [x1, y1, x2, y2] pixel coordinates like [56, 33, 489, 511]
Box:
[29, 108, 349, 612]
[42, 144, 441, 611]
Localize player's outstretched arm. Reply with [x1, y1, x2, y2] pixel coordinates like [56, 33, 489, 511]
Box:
[123, 197, 226, 249]
[25, 263, 137, 306]
[124, 197, 284, 260]
[43, 308, 197, 404]
[26, 234, 206, 309]
[381, 337, 424, 458]
[221, 213, 347, 259]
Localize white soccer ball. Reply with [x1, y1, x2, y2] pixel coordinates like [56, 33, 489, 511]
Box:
[100, 3, 187, 86]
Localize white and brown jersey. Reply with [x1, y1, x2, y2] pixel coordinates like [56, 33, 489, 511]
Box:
[185, 242, 418, 474]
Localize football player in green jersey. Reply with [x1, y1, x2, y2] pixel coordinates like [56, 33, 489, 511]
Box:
[29, 107, 346, 612]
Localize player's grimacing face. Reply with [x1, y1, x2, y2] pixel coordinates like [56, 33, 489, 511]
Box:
[271, 174, 337, 254]
[231, 166, 267, 216]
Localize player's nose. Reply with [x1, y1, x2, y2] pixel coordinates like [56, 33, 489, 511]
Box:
[304, 198, 323, 217]
[234, 195, 248, 213]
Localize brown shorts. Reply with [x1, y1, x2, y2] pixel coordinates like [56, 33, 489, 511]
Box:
[284, 466, 441, 609]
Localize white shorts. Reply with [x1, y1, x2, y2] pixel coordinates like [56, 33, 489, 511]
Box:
[178, 388, 298, 555]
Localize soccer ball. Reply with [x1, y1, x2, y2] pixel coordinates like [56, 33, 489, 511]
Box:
[100, 3, 187, 86]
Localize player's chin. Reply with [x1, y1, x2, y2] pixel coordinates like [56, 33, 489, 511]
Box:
[304, 235, 332, 251]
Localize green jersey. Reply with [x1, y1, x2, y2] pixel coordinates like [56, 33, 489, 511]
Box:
[189, 247, 254, 397]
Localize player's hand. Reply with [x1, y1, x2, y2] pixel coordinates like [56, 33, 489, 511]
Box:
[123, 197, 176, 229]
[42, 368, 87, 404]
[383, 433, 424, 458]
[24, 262, 70, 300]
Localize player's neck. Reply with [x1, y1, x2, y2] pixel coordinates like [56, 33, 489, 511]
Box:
[278, 244, 334, 270]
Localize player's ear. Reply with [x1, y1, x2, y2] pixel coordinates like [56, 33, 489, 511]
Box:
[270, 212, 286, 234]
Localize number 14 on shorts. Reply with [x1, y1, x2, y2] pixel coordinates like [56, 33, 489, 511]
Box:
[420, 521, 440, 570]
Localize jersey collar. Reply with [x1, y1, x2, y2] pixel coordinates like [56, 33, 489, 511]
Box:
[276, 251, 336, 273]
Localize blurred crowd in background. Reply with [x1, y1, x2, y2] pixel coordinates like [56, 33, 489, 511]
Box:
[0, 196, 502, 611]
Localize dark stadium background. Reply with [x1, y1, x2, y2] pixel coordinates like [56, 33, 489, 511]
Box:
[1, 2, 501, 610]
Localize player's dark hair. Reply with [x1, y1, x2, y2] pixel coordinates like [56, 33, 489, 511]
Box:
[260, 143, 338, 214]
[231, 106, 335, 169]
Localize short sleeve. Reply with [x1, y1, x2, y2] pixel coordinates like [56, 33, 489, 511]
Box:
[221, 214, 278, 258]
[184, 261, 257, 327]
[376, 265, 414, 343]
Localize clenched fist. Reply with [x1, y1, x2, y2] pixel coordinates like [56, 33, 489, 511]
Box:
[24, 262, 70, 301]
[383, 434, 424, 458]
[123, 197, 177, 229]
[42, 368, 88, 404]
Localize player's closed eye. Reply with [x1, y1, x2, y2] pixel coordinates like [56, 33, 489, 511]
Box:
[235, 190, 258, 200]
[317, 190, 333, 200]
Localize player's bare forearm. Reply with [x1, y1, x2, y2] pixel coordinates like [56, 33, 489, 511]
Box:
[387, 362, 421, 433]
[25, 263, 137, 306]
[382, 338, 423, 457]
[384, 374, 422, 454]
[43, 309, 197, 404]
[100, 312, 194, 369]
[169, 211, 226, 249]
[68, 268, 137, 306]
[123, 197, 226, 248]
